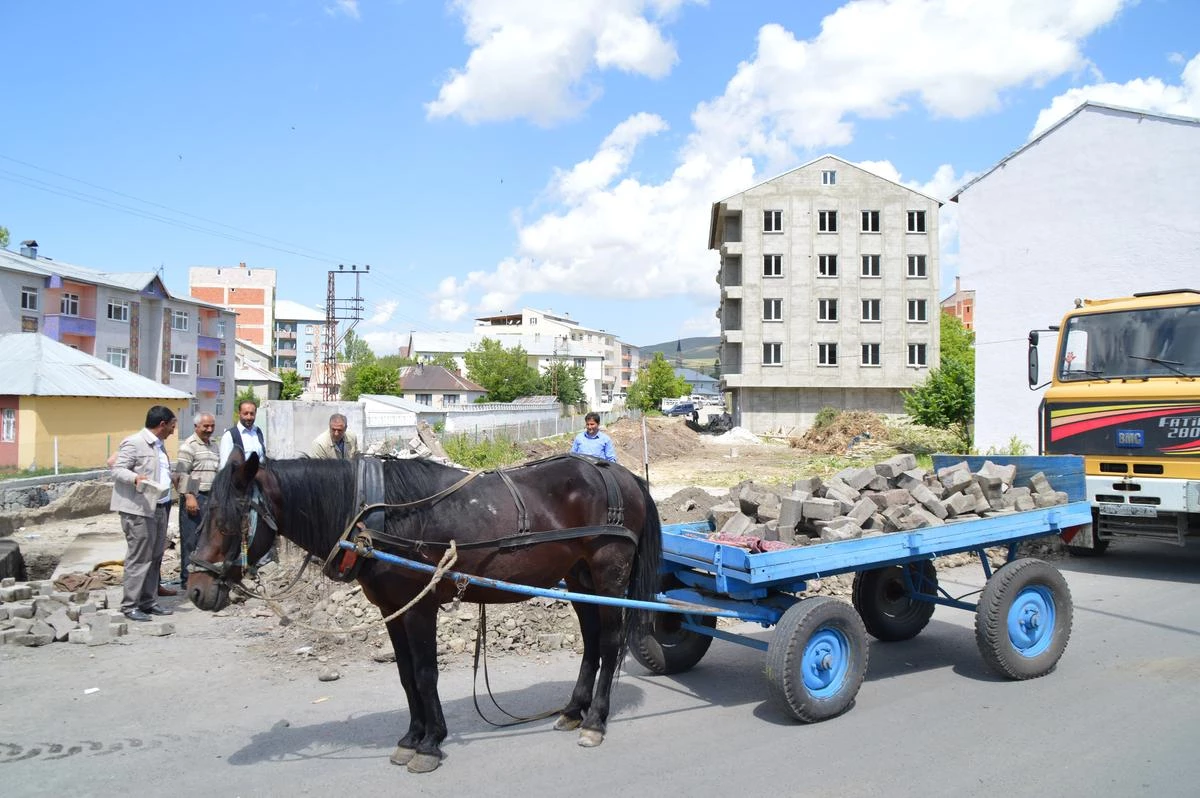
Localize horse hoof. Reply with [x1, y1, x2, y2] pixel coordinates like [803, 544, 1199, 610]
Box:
[407, 753, 443, 774]
[389, 746, 416, 766]
[577, 729, 604, 748]
[553, 715, 581, 731]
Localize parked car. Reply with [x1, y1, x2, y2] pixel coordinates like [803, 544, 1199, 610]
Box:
[665, 401, 697, 417]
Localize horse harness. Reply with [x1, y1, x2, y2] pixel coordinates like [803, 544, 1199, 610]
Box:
[189, 481, 279, 582]
[324, 454, 635, 583]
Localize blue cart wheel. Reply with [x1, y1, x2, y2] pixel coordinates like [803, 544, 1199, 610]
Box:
[765, 597, 868, 722]
[852, 560, 937, 642]
[975, 558, 1073, 680]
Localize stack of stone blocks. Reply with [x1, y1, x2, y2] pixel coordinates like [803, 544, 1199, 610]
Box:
[0, 578, 174, 647]
[707, 454, 1070, 547]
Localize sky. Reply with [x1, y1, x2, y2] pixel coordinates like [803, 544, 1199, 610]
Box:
[2, 0, 1198, 352]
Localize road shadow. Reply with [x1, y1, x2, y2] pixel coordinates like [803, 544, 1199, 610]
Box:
[1056, 539, 1200, 585]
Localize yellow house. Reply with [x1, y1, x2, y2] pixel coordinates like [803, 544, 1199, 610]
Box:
[0, 333, 191, 470]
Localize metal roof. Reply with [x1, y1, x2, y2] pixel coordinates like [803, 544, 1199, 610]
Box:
[0, 333, 193, 399]
[397, 365, 486, 392]
[274, 298, 326, 322]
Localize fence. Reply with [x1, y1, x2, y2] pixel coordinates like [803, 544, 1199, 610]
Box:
[366, 408, 634, 450]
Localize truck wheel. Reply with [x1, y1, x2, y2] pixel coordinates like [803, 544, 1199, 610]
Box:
[765, 597, 868, 722]
[975, 558, 1073, 680]
[852, 561, 937, 642]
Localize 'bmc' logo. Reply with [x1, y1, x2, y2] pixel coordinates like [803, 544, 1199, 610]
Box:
[1116, 429, 1144, 448]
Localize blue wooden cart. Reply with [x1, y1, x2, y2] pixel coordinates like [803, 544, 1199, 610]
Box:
[633, 455, 1092, 722]
[345, 455, 1092, 723]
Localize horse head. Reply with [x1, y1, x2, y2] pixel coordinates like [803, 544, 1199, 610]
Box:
[186, 450, 280, 611]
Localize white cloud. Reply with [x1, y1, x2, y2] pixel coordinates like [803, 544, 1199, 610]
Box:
[326, 0, 360, 20]
[367, 299, 399, 326]
[426, 0, 698, 125]
[1029, 52, 1200, 138]
[361, 330, 407, 355]
[432, 0, 1134, 326]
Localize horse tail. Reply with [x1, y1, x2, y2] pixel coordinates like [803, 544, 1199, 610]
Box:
[624, 476, 664, 651]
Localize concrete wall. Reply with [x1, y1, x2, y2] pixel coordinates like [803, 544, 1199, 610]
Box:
[738, 386, 907, 436]
[957, 106, 1200, 452]
[259, 399, 365, 459]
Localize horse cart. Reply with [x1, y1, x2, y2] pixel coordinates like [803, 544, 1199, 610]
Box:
[344, 455, 1092, 726]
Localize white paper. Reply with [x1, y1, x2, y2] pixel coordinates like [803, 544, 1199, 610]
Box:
[138, 478, 169, 497]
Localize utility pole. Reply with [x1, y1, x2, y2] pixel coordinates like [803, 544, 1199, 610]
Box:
[321, 264, 369, 401]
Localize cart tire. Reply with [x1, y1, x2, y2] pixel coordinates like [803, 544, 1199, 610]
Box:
[974, 558, 1073, 680]
[632, 611, 715, 675]
[852, 561, 937, 642]
[765, 597, 868, 723]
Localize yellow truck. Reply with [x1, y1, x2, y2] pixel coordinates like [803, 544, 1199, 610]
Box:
[1028, 289, 1200, 554]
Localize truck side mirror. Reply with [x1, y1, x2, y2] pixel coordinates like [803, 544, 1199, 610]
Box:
[1027, 331, 1040, 387]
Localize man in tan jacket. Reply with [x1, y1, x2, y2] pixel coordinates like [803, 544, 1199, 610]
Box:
[110, 405, 178, 622]
[309, 413, 359, 460]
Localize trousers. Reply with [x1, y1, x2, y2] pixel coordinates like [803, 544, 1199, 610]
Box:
[120, 502, 171, 612]
[178, 491, 210, 585]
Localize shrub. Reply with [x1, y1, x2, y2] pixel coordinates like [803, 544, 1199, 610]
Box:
[886, 419, 970, 455]
[812, 406, 840, 430]
[442, 434, 524, 469]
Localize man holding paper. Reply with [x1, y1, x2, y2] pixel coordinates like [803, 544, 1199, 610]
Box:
[109, 405, 178, 622]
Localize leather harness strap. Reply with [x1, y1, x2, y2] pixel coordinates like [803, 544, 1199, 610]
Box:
[495, 468, 531, 535]
[567, 453, 624, 525]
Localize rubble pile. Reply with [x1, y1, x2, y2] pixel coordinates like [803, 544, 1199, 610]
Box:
[0, 578, 173, 648]
[658, 454, 1071, 554]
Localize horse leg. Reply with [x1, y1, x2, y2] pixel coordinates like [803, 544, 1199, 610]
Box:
[400, 598, 448, 773]
[384, 617, 425, 768]
[554, 599, 601, 732]
[577, 603, 625, 748]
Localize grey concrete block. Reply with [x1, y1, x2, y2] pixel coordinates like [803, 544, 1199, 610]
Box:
[706, 502, 741, 529]
[720, 513, 756, 537]
[0, 585, 33, 602]
[896, 469, 927, 491]
[802, 498, 841, 521]
[45, 608, 76, 642]
[978, 460, 1017, 487]
[908, 507, 947, 528]
[848, 497, 877, 524]
[944, 491, 976, 516]
[1029, 471, 1053, 495]
[909, 483, 949, 519]
[824, 479, 860, 504]
[793, 476, 823, 493]
[136, 622, 175, 636]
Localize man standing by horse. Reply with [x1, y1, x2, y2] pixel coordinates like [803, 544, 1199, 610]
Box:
[110, 405, 178, 622]
[174, 412, 218, 588]
[218, 398, 265, 468]
[309, 412, 358, 460]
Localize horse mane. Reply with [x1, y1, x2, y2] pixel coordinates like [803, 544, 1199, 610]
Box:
[381, 455, 469, 505]
[267, 458, 358, 552]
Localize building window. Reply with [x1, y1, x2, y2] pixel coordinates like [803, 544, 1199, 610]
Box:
[20, 286, 38, 311]
[171, 310, 190, 331]
[444, 394, 459, 405]
[907, 210, 926, 233]
[861, 255, 880, 277]
[107, 299, 130, 322]
[60, 293, 80, 316]
[415, 393, 433, 406]
[907, 255, 927, 278]
[764, 254, 783, 277]
[215, 401, 225, 418]
[818, 254, 838, 277]
[908, 343, 928, 367]
[818, 298, 838, 322]
[574, 358, 586, 369]
[764, 210, 783, 233]
[106, 347, 129, 369]
[763, 298, 782, 322]
[21, 316, 38, 333]
[1, 408, 14, 442]
[907, 299, 928, 322]
[170, 354, 189, 375]
[862, 299, 881, 321]
[818, 343, 838, 366]
[763, 342, 782, 366]
[861, 343, 881, 366]
[217, 320, 227, 337]
[821, 170, 836, 185]
[818, 210, 838, 233]
[216, 360, 224, 378]
[861, 211, 880, 233]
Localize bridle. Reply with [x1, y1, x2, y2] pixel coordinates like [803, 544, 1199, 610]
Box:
[189, 480, 278, 585]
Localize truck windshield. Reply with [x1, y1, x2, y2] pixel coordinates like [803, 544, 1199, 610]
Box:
[1059, 303, 1200, 381]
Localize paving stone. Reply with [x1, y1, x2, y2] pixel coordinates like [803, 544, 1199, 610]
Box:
[802, 497, 840, 521]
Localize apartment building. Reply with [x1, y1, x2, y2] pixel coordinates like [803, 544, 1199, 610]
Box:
[940, 276, 975, 331]
[274, 298, 326, 379]
[189, 263, 276, 351]
[708, 155, 942, 434]
[0, 241, 236, 431]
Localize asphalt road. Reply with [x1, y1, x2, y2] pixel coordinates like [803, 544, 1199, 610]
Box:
[3, 539, 1199, 798]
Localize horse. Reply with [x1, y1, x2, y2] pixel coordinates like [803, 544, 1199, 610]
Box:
[186, 450, 663, 774]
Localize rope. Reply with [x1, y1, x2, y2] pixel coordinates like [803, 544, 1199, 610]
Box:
[235, 541, 460, 635]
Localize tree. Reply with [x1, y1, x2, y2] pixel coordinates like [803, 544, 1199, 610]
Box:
[626, 353, 691, 412]
[279, 370, 304, 400]
[537, 361, 586, 407]
[903, 313, 975, 432]
[463, 338, 540, 402]
[339, 329, 375, 364]
[341, 363, 400, 401]
[0, 226, 9, 249]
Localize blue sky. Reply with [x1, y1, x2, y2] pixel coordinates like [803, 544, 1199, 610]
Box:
[2, 0, 1198, 351]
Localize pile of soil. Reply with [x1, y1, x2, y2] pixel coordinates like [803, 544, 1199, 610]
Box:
[792, 411, 891, 455]
[523, 416, 704, 467]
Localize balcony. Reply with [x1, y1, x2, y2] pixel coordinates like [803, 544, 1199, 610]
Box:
[722, 329, 743, 344]
[43, 314, 97, 340]
[197, 335, 222, 353]
[721, 285, 743, 301]
[195, 377, 223, 394]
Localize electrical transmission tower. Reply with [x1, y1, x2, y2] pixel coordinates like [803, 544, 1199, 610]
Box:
[321, 264, 369, 401]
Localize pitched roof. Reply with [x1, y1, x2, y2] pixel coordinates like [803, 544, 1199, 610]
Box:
[951, 101, 1200, 200]
[274, 298, 326, 322]
[397, 365, 486, 392]
[234, 357, 282, 384]
[0, 333, 193, 399]
[716, 153, 945, 206]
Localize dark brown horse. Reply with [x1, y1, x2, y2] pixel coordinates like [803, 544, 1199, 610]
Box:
[186, 450, 662, 773]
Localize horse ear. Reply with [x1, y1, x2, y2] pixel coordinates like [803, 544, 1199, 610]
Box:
[234, 452, 260, 491]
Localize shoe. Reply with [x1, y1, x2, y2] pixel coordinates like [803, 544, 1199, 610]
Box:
[144, 605, 174, 616]
[158, 584, 179, 597]
[123, 609, 152, 622]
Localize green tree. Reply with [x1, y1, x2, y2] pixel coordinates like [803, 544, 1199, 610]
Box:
[463, 338, 540, 402]
[279, 370, 304, 400]
[903, 313, 975, 432]
[537, 361, 586, 407]
[626, 353, 691, 412]
[339, 329, 375, 364]
[341, 363, 400, 401]
[0, 226, 9, 249]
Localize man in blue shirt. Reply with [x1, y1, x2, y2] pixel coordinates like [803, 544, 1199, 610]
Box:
[571, 412, 617, 462]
